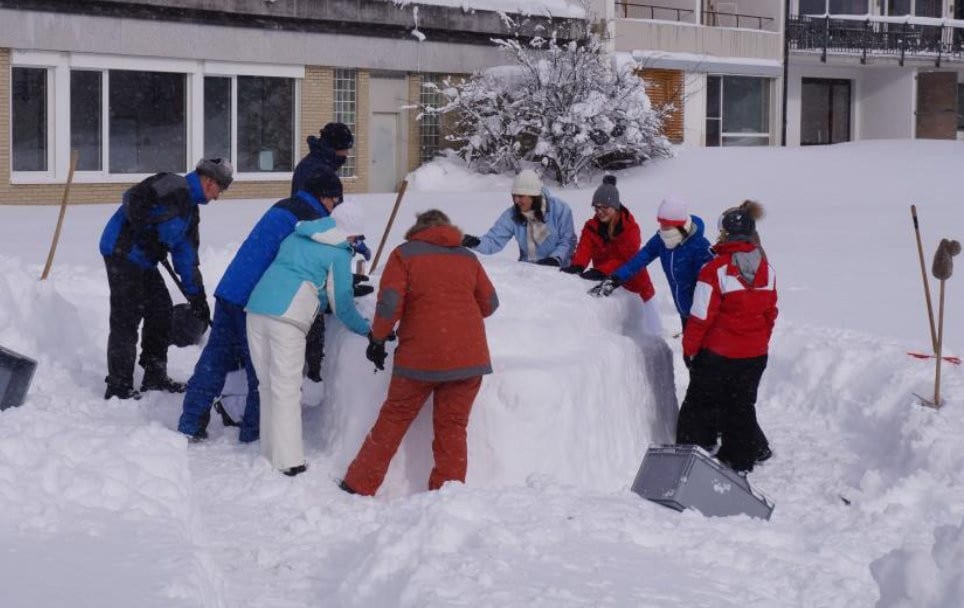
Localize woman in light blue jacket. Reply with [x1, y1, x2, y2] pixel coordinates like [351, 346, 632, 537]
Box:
[462, 169, 577, 267]
[246, 207, 370, 476]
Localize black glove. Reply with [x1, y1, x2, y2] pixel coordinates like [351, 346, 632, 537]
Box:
[353, 284, 374, 298]
[140, 231, 167, 263]
[588, 276, 622, 297]
[188, 294, 211, 325]
[461, 234, 481, 248]
[536, 257, 560, 267]
[683, 354, 695, 370]
[306, 364, 322, 383]
[579, 268, 607, 281]
[560, 265, 585, 275]
[366, 333, 388, 371]
[352, 273, 369, 286]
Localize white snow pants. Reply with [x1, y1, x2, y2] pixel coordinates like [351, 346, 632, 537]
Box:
[246, 313, 307, 471]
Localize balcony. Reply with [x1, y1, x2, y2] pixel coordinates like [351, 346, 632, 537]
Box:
[611, 1, 782, 62]
[613, 2, 776, 32]
[788, 15, 964, 66]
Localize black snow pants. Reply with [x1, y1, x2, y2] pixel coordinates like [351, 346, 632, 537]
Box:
[676, 349, 769, 472]
[104, 255, 173, 389]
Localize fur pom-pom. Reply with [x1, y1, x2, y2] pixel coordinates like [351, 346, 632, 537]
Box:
[739, 199, 765, 221]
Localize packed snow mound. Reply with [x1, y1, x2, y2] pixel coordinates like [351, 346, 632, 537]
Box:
[317, 258, 674, 497]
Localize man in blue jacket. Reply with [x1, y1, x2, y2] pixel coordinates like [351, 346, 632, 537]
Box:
[177, 169, 345, 443]
[99, 158, 233, 400]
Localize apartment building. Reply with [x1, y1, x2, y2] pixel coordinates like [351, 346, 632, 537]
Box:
[600, 0, 786, 147]
[786, 0, 964, 145]
[1, 0, 582, 204]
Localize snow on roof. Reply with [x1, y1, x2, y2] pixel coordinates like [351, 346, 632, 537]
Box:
[386, 0, 587, 19]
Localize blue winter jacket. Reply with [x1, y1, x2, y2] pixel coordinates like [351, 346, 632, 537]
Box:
[290, 136, 345, 197]
[246, 218, 370, 336]
[214, 191, 329, 306]
[473, 187, 577, 266]
[99, 171, 207, 296]
[613, 215, 714, 318]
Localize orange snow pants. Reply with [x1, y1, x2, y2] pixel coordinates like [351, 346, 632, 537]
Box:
[344, 375, 482, 496]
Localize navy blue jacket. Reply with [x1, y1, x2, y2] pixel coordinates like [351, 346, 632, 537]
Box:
[99, 171, 207, 296]
[290, 136, 344, 197]
[214, 191, 329, 306]
[613, 215, 714, 318]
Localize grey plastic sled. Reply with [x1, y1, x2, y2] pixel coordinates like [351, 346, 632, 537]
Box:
[631, 444, 774, 520]
[0, 345, 38, 410]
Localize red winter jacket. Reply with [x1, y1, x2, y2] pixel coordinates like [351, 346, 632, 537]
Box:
[571, 208, 655, 301]
[683, 241, 778, 359]
[372, 225, 499, 382]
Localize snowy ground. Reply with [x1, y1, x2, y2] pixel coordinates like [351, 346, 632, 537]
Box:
[0, 140, 962, 607]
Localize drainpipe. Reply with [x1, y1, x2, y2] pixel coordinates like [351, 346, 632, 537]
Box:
[781, 0, 791, 146]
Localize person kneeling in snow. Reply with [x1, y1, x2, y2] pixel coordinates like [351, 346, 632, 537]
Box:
[676, 202, 777, 475]
[340, 210, 499, 496]
[461, 169, 577, 267]
[590, 196, 713, 333]
[561, 175, 656, 303]
[245, 206, 371, 476]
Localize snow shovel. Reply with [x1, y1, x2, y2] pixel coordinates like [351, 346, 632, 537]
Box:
[160, 258, 210, 347]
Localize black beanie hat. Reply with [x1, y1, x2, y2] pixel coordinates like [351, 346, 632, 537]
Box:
[320, 122, 354, 151]
[303, 168, 343, 200]
[721, 208, 756, 237]
[592, 175, 621, 210]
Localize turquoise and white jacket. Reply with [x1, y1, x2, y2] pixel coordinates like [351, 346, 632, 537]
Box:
[246, 217, 371, 336]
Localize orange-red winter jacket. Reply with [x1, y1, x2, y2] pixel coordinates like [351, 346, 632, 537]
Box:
[372, 225, 499, 381]
[571, 207, 655, 301]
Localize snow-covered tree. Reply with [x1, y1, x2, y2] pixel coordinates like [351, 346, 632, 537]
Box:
[422, 23, 673, 185]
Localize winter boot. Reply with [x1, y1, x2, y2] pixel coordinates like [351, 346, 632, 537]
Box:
[754, 446, 773, 464]
[186, 428, 208, 443]
[283, 463, 308, 477]
[104, 380, 142, 401]
[140, 370, 187, 393]
[338, 479, 358, 495]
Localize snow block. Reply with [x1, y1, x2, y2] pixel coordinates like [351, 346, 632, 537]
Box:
[631, 445, 774, 520]
[0, 345, 38, 410]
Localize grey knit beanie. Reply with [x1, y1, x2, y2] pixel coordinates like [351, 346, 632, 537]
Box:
[592, 175, 621, 210]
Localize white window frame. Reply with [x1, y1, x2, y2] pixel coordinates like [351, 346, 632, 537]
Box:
[10, 50, 303, 184]
[706, 74, 772, 147]
[333, 68, 358, 179]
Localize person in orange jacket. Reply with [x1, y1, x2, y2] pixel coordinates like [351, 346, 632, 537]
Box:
[560, 175, 655, 302]
[341, 210, 499, 496]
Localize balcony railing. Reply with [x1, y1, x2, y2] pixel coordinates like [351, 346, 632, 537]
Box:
[702, 10, 774, 31]
[614, 2, 694, 22]
[788, 15, 964, 66]
[614, 3, 774, 31]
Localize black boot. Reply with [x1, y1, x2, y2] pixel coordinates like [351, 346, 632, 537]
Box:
[105, 379, 142, 400]
[140, 369, 186, 393]
[338, 480, 357, 494]
[283, 464, 308, 477]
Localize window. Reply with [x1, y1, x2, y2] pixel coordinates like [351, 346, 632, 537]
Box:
[957, 84, 964, 131]
[12, 67, 48, 172]
[885, 0, 940, 16]
[705, 76, 771, 147]
[419, 74, 445, 163]
[801, 78, 852, 145]
[71, 71, 102, 171]
[204, 77, 232, 161]
[799, 0, 869, 13]
[109, 70, 186, 173]
[334, 69, 357, 177]
[237, 76, 294, 173]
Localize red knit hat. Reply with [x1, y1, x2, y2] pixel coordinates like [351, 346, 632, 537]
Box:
[657, 197, 688, 227]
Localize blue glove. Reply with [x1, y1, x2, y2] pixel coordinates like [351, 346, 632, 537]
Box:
[353, 238, 372, 261]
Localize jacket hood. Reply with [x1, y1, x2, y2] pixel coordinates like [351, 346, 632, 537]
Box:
[307, 135, 335, 157]
[686, 214, 706, 240]
[296, 217, 352, 250]
[408, 225, 463, 247]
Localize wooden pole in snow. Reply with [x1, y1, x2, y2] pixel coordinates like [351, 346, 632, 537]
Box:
[371, 180, 408, 274]
[41, 150, 79, 280]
